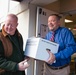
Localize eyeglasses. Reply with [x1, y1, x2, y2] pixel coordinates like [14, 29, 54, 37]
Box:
[6, 24, 17, 28]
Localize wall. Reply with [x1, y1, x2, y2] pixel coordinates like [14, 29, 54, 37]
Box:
[25, 4, 37, 75]
[28, 4, 36, 37]
[17, 9, 29, 50]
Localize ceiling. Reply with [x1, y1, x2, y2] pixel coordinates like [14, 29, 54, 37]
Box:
[31, 0, 58, 5]
[12, 0, 22, 2]
[12, 0, 58, 5]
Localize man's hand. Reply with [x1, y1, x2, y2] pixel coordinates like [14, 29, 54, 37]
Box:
[46, 50, 56, 64]
[24, 56, 30, 61]
[18, 59, 30, 71]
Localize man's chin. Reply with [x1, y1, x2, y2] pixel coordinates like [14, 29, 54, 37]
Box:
[49, 28, 54, 31]
[7, 32, 13, 35]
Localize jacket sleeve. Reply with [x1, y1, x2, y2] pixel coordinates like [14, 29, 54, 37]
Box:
[0, 40, 18, 71]
[55, 29, 76, 60]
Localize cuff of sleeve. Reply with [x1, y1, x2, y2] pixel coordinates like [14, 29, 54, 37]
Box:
[55, 53, 60, 60]
[15, 64, 19, 71]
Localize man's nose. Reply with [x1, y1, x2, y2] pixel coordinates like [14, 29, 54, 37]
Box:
[49, 22, 52, 24]
[8, 25, 12, 28]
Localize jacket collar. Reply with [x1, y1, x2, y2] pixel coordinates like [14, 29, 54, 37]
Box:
[2, 25, 8, 37]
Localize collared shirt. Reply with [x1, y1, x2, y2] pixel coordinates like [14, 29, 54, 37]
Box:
[45, 27, 76, 67]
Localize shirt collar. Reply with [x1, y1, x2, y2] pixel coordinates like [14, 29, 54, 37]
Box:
[2, 25, 8, 37]
[55, 27, 61, 34]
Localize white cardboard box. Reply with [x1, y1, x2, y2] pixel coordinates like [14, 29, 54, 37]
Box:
[24, 37, 59, 61]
